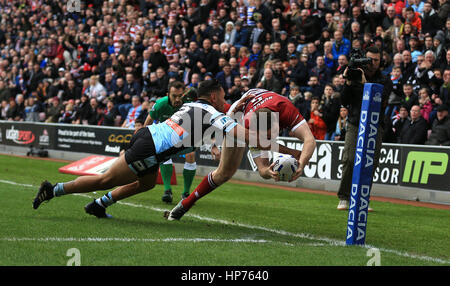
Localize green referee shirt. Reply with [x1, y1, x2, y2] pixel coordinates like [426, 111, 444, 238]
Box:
[149, 96, 179, 122]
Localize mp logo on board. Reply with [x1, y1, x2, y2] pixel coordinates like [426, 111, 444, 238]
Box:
[402, 151, 448, 184]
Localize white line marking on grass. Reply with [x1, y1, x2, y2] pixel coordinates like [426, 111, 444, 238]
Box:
[0, 179, 34, 188]
[0, 237, 284, 244]
[1, 179, 449, 264]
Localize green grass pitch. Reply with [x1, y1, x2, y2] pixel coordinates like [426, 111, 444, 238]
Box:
[0, 154, 449, 266]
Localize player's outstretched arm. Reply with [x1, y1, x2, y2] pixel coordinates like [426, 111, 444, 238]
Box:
[144, 113, 154, 127]
[289, 123, 316, 182]
[228, 124, 301, 157]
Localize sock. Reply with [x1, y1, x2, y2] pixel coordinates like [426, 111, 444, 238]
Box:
[160, 163, 174, 191]
[53, 183, 66, 197]
[96, 192, 115, 208]
[183, 162, 196, 195]
[182, 172, 218, 210]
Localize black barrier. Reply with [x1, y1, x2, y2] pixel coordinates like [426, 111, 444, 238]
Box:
[0, 121, 133, 156]
[1, 121, 449, 192]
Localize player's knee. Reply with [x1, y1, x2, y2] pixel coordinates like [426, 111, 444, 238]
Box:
[138, 182, 155, 192]
[213, 170, 234, 185]
[98, 175, 116, 190]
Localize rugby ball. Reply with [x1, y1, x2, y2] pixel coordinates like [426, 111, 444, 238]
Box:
[272, 154, 299, 182]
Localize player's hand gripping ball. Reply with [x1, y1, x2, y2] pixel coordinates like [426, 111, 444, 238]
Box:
[272, 154, 299, 181]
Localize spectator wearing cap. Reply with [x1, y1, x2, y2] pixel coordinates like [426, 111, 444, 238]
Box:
[232, 20, 250, 50]
[84, 47, 99, 73]
[241, 75, 251, 91]
[286, 54, 304, 87]
[398, 104, 429, 144]
[433, 32, 446, 64]
[223, 21, 236, 46]
[426, 104, 450, 145]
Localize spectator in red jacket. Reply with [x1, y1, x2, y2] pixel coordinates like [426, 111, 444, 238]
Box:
[308, 96, 327, 140]
[405, 7, 422, 33]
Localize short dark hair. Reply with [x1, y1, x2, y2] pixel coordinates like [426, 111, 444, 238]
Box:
[366, 46, 381, 55]
[168, 81, 185, 92]
[197, 79, 223, 98]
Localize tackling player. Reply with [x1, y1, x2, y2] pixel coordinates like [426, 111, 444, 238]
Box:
[144, 83, 198, 203]
[32, 81, 300, 218]
[165, 88, 316, 220]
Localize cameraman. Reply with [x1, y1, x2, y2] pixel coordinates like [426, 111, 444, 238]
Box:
[336, 46, 392, 211]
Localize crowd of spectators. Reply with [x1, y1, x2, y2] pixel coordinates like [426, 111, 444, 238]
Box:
[0, 0, 449, 145]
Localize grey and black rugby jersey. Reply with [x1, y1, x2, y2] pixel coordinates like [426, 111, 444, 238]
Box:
[147, 99, 237, 161]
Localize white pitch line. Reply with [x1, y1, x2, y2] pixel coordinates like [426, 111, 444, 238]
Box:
[1, 179, 449, 264]
[0, 237, 280, 244]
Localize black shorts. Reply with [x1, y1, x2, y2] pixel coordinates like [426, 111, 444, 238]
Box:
[124, 127, 159, 177]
